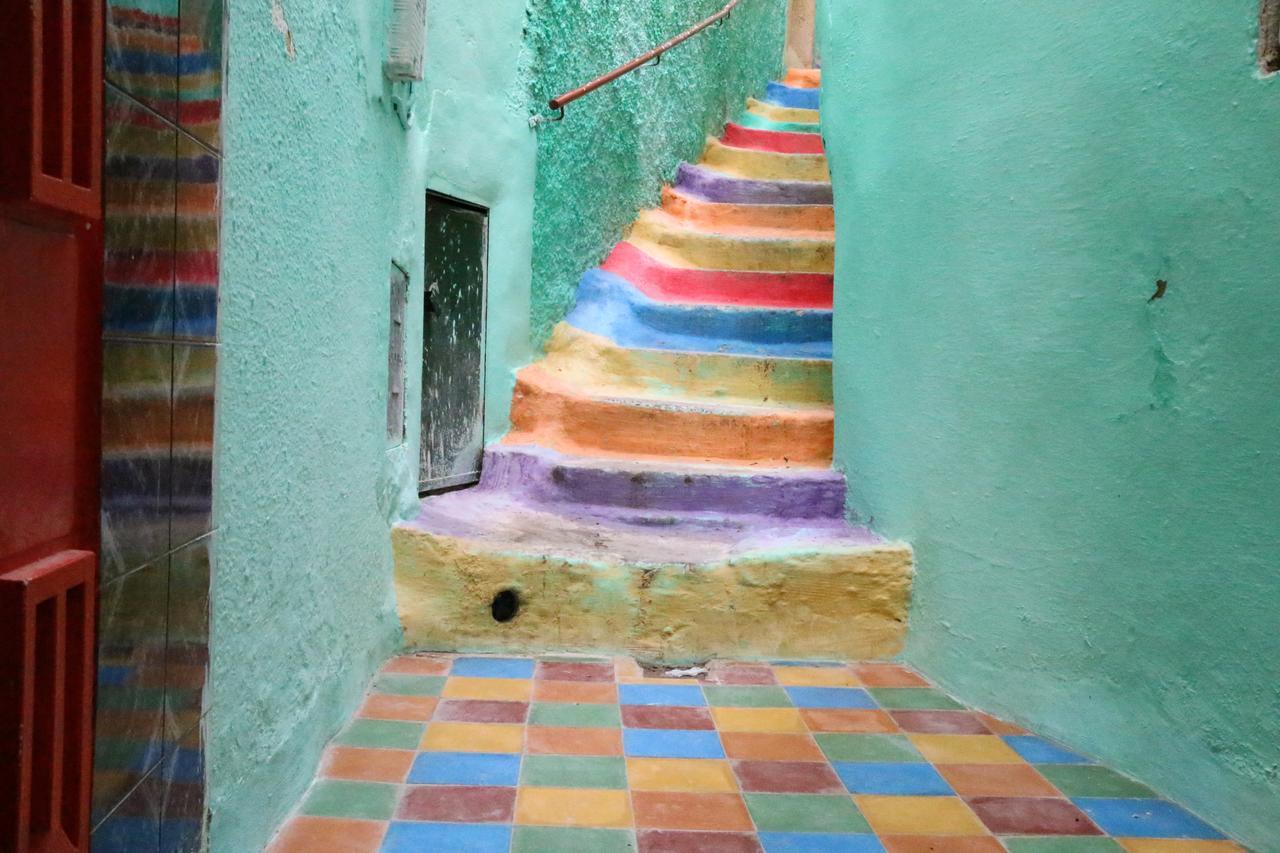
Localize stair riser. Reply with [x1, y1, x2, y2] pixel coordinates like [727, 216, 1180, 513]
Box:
[747, 97, 820, 124]
[605, 240, 833, 309]
[507, 370, 834, 466]
[720, 123, 826, 155]
[736, 112, 821, 135]
[765, 81, 821, 110]
[784, 68, 821, 88]
[677, 164, 833, 206]
[543, 324, 832, 407]
[394, 529, 912, 663]
[702, 137, 830, 183]
[480, 445, 847, 518]
[566, 270, 833, 359]
[628, 217, 834, 274]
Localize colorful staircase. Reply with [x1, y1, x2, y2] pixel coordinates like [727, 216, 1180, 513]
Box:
[393, 71, 914, 663]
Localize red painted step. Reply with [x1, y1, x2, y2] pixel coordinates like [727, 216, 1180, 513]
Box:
[600, 241, 833, 310]
[721, 122, 825, 155]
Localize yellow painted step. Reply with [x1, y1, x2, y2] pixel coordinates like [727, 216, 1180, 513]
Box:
[628, 211, 834, 274]
[701, 137, 830, 183]
[746, 97, 820, 125]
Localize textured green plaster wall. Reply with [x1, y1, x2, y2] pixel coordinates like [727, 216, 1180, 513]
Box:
[819, 1, 1280, 848]
[525, 0, 787, 345]
[210, 1, 536, 849]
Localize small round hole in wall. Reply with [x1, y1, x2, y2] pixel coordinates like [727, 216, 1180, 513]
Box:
[490, 589, 520, 623]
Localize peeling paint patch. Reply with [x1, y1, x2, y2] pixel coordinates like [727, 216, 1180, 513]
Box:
[271, 0, 296, 59]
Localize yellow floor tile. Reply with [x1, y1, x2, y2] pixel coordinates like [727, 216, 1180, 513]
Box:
[515, 787, 634, 828]
[1118, 842, 1246, 853]
[856, 795, 989, 836]
[711, 707, 807, 733]
[774, 666, 861, 687]
[626, 758, 739, 792]
[907, 734, 1024, 764]
[441, 676, 533, 702]
[420, 722, 524, 753]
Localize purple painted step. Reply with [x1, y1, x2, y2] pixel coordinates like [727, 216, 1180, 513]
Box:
[479, 444, 847, 519]
[675, 162, 834, 205]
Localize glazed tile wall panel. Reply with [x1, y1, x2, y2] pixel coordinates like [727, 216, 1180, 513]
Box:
[96, 0, 221, 845]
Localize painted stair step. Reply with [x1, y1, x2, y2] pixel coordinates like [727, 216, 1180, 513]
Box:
[735, 111, 820, 135]
[765, 81, 821, 110]
[478, 443, 848, 518]
[565, 268, 833, 359]
[783, 67, 821, 88]
[628, 210, 834, 273]
[635, 207, 830, 243]
[661, 186, 833, 234]
[542, 323, 832, 407]
[602, 240, 833, 309]
[700, 136, 830, 183]
[506, 364, 834, 467]
[720, 122, 826, 155]
[394, 494, 912, 661]
[675, 163, 833, 206]
[747, 97, 820, 125]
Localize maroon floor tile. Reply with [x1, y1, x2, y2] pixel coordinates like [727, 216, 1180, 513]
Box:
[435, 699, 529, 724]
[622, 705, 716, 730]
[536, 661, 615, 682]
[731, 760, 845, 794]
[706, 664, 777, 686]
[966, 796, 1103, 836]
[396, 785, 516, 823]
[638, 829, 764, 852]
[890, 710, 992, 735]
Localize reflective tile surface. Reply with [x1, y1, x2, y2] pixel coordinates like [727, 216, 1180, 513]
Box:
[268, 655, 1243, 853]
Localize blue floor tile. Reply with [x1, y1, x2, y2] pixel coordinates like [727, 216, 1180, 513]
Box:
[833, 761, 953, 795]
[619, 683, 707, 707]
[623, 728, 725, 758]
[1003, 735, 1094, 764]
[382, 822, 512, 853]
[785, 687, 877, 709]
[760, 832, 886, 852]
[1073, 798, 1227, 839]
[407, 752, 522, 786]
[451, 657, 536, 678]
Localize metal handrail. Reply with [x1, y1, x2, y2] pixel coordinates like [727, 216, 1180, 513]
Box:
[545, 0, 743, 119]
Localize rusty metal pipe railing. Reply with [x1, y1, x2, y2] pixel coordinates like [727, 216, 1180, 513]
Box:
[545, 0, 743, 119]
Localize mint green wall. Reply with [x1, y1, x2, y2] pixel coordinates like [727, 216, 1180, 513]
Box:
[819, 1, 1280, 848]
[210, 1, 536, 849]
[525, 0, 786, 344]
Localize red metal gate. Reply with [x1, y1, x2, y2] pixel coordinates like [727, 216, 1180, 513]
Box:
[0, 1, 104, 851]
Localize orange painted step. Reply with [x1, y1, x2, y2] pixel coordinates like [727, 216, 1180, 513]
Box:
[784, 68, 821, 88]
[505, 366, 833, 468]
[661, 186, 834, 233]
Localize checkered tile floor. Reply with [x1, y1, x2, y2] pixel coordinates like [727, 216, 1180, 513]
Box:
[267, 655, 1240, 852]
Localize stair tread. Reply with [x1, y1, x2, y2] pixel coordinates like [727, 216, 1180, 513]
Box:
[402, 488, 889, 566]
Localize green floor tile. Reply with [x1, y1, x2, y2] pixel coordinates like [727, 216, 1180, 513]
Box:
[300, 780, 397, 820]
[372, 674, 445, 696]
[528, 702, 622, 728]
[745, 793, 872, 834]
[866, 687, 964, 710]
[1002, 838, 1125, 853]
[814, 733, 924, 762]
[702, 685, 794, 707]
[333, 718, 424, 749]
[1036, 764, 1157, 798]
[512, 826, 636, 853]
[520, 754, 628, 789]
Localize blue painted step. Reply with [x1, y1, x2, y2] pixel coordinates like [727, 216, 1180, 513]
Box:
[766, 82, 821, 110]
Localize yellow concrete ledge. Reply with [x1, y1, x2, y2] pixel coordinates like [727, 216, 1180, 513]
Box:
[393, 526, 914, 663]
[746, 97, 820, 125]
[701, 137, 830, 183]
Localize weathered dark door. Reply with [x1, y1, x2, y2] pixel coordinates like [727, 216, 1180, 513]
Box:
[420, 193, 488, 493]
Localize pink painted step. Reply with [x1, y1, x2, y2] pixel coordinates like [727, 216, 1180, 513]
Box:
[601, 241, 833, 310]
[722, 122, 825, 155]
